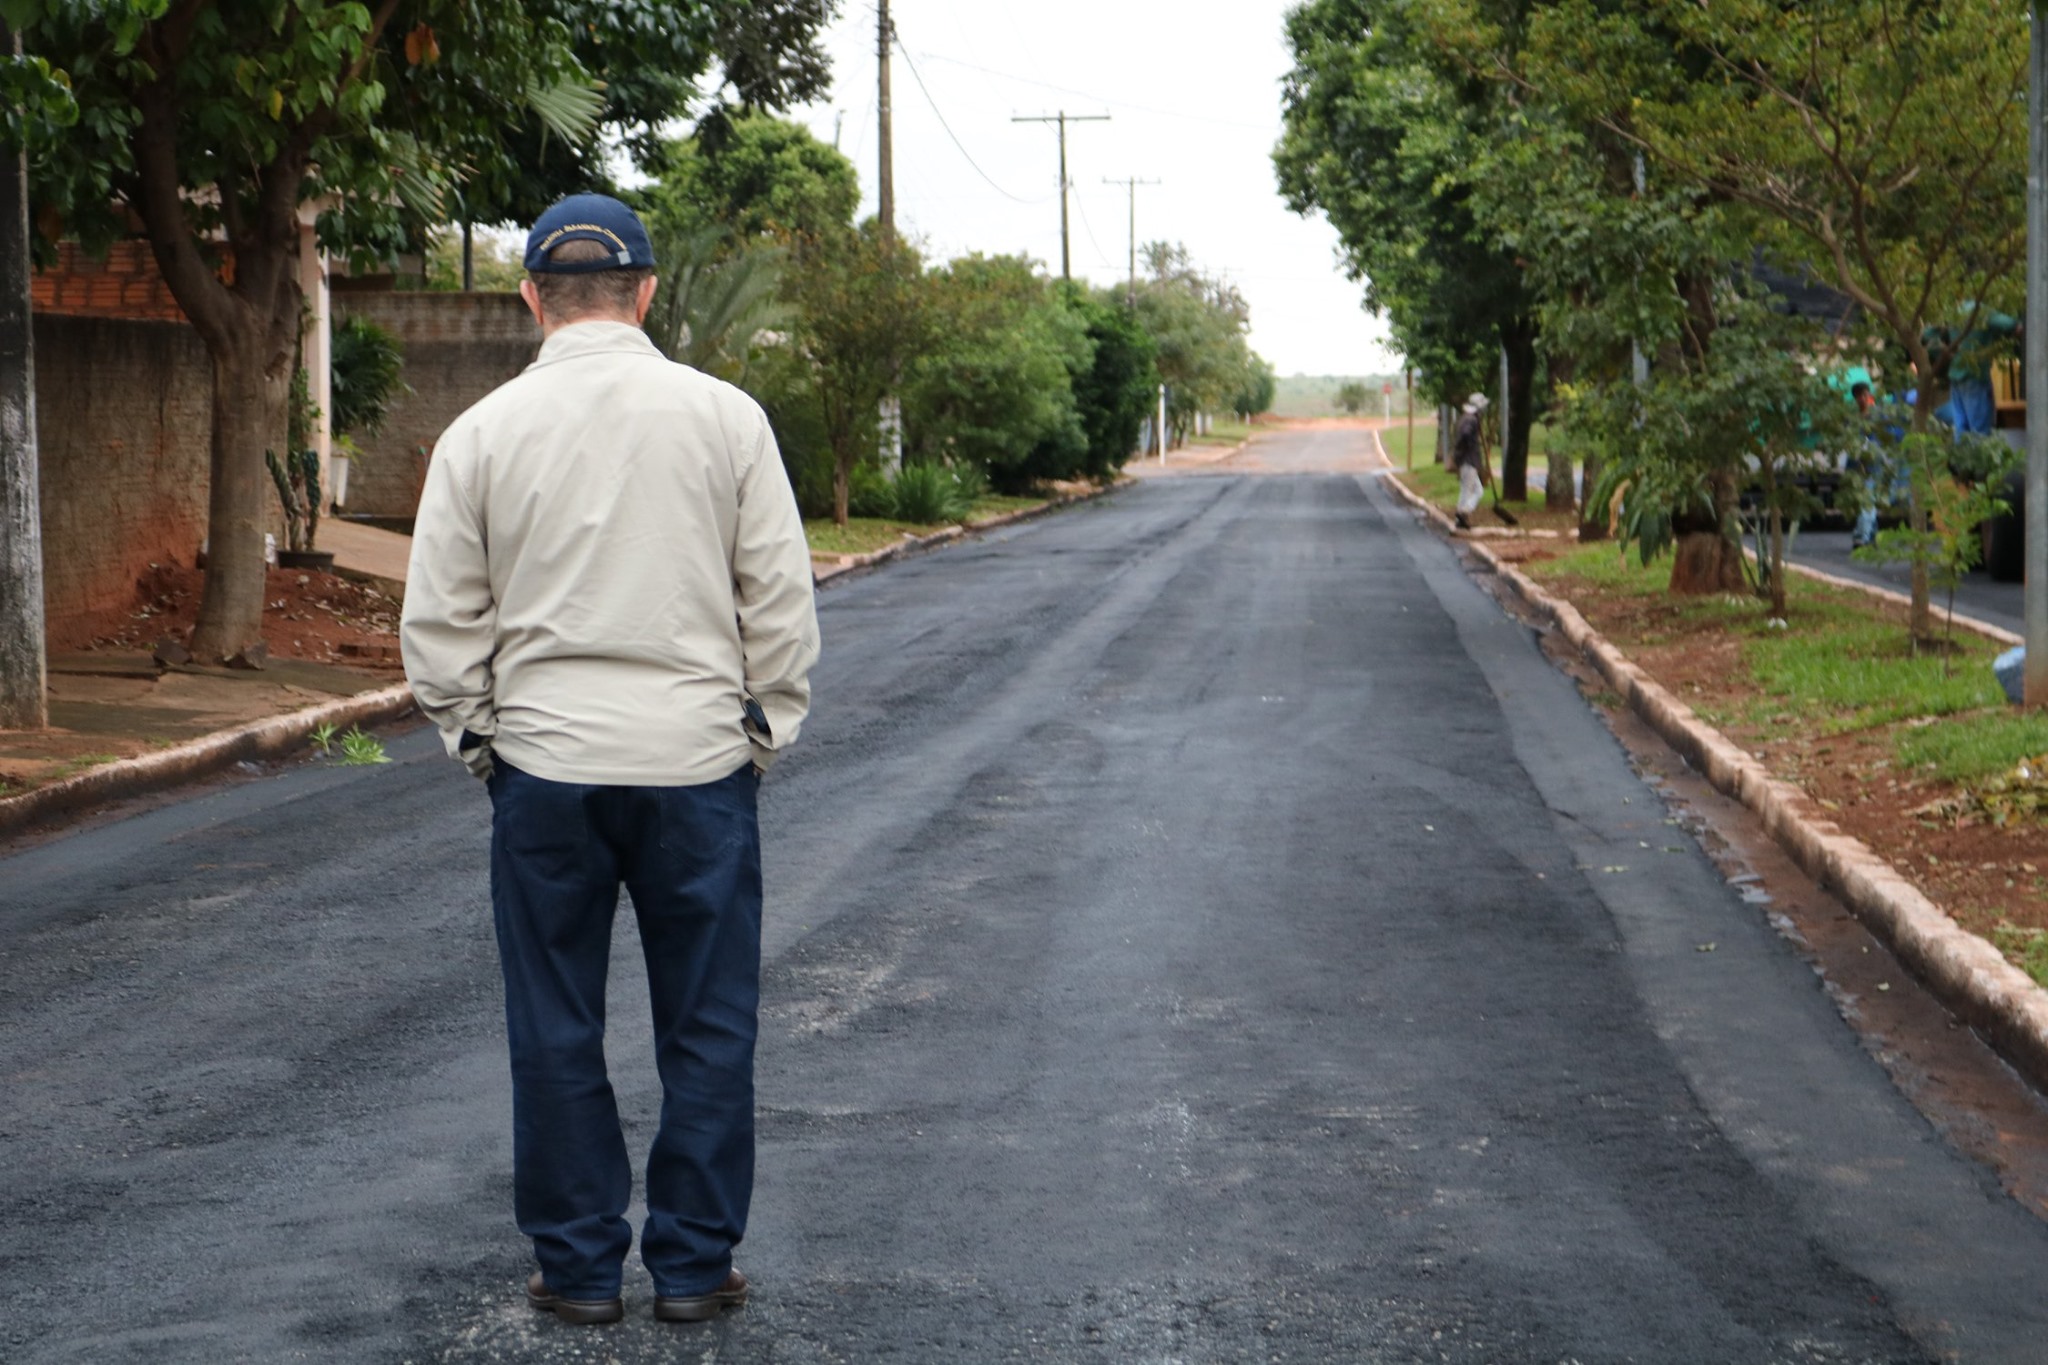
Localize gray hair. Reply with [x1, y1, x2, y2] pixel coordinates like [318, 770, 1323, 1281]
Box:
[529, 239, 653, 321]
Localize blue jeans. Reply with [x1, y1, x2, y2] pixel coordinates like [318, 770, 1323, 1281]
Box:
[487, 759, 762, 1299]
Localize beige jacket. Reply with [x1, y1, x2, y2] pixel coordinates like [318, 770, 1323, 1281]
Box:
[400, 321, 819, 785]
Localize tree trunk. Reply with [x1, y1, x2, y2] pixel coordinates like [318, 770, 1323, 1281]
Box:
[0, 21, 45, 729]
[1577, 449, 1608, 542]
[832, 444, 851, 527]
[1500, 322, 1537, 501]
[1668, 467, 1745, 594]
[1767, 501, 1787, 618]
[188, 337, 288, 662]
[1907, 382, 1937, 642]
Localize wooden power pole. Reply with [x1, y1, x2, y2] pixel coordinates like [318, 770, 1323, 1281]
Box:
[1103, 175, 1159, 305]
[0, 23, 46, 729]
[1014, 111, 1109, 281]
[877, 0, 895, 243]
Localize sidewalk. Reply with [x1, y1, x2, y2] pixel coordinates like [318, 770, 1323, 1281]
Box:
[323, 518, 414, 597]
[1, 534, 414, 818]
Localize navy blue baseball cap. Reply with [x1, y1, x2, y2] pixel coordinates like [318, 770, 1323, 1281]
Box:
[523, 194, 656, 273]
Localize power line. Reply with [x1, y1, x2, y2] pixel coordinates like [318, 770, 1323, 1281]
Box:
[893, 38, 1046, 205]
[1066, 181, 1118, 275]
[1013, 110, 1110, 281]
[915, 51, 1272, 132]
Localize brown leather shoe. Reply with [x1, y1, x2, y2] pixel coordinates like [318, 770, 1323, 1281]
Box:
[653, 1269, 749, 1323]
[526, 1271, 624, 1325]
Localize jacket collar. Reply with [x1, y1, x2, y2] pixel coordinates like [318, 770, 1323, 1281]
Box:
[527, 319, 662, 370]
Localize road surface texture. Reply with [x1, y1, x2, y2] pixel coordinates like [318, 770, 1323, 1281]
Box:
[5, 425, 2048, 1363]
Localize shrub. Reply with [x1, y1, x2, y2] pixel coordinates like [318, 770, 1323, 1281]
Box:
[847, 463, 895, 518]
[890, 461, 970, 523]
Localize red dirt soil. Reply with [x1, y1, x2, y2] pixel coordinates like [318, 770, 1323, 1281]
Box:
[53, 563, 403, 671]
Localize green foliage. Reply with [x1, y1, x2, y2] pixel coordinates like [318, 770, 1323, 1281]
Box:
[1133, 243, 1261, 447]
[266, 445, 322, 553]
[845, 462, 894, 520]
[1333, 381, 1368, 416]
[337, 725, 390, 765]
[1234, 356, 1277, 417]
[1061, 289, 1159, 482]
[783, 221, 930, 524]
[1991, 923, 2048, 987]
[1854, 432, 2018, 653]
[643, 112, 860, 245]
[641, 222, 788, 385]
[1276, 0, 1534, 408]
[309, 721, 339, 756]
[889, 463, 972, 525]
[902, 253, 1087, 490]
[329, 316, 408, 438]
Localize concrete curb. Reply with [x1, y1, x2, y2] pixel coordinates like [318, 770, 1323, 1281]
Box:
[0, 682, 416, 838]
[1381, 470, 2048, 1093]
[812, 481, 1126, 585]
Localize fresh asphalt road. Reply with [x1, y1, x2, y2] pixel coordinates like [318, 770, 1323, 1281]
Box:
[6, 426, 2048, 1363]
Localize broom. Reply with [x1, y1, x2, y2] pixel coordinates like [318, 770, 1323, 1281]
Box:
[1482, 460, 1520, 527]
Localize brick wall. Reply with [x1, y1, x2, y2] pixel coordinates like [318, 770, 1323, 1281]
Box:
[35, 314, 214, 641]
[332, 290, 539, 517]
[32, 240, 195, 322]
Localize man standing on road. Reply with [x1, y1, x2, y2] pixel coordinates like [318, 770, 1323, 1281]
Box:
[1452, 393, 1489, 530]
[400, 194, 820, 1327]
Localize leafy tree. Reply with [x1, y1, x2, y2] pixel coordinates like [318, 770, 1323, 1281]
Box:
[1133, 242, 1254, 447]
[448, 1, 834, 232]
[1855, 431, 2018, 660]
[902, 254, 1087, 491]
[1063, 288, 1159, 482]
[642, 111, 860, 247]
[784, 221, 929, 525]
[21, 0, 602, 659]
[1333, 380, 1368, 416]
[1518, 0, 2028, 638]
[1589, 287, 1858, 618]
[1276, 0, 1541, 496]
[1234, 355, 1276, 419]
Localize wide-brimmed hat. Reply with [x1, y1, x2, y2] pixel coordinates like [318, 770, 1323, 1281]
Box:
[1462, 393, 1489, 414]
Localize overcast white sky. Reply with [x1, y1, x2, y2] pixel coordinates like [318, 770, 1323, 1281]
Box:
[779, 0, 1402, 377]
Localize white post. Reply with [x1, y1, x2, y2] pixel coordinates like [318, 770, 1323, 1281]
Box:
[1158, 384, 1168, 464]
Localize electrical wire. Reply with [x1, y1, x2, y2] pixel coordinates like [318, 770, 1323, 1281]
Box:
[1066, 180, 1120, 274]
[913, 51, 1273, 133]
[893, 38, 1049, 205]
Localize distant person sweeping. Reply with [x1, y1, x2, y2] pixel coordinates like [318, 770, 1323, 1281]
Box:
[1452, 393, 1489, 530]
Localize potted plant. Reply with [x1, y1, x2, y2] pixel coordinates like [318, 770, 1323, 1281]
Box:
[268, 317, 408, 571]
[269, 365, 331, 571]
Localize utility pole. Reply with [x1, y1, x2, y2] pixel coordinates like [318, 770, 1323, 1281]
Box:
[1014, 111, 1110, 281]
[0, 22, 46, 728]
[1405, 368, 1415, 471]
[1103, 175, 1159, 305]
[2028, 3, 2047, 703]
[877, 0, 895, 244]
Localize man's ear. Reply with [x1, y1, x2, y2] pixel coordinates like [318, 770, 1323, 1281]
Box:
[519, 278, 545, 328]
[635, 274, 659, 325]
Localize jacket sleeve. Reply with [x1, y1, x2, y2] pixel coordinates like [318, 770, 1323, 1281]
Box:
[732, 418, 820, 771]
[400, 431, 499, 777]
